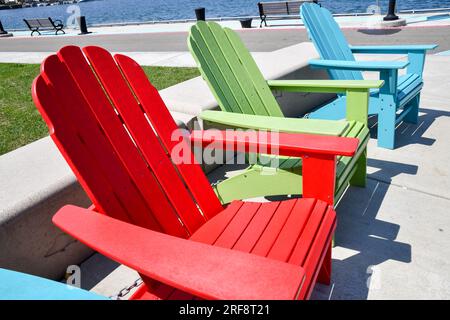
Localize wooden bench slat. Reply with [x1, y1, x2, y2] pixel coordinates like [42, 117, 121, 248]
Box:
[258, 0, 318, 27]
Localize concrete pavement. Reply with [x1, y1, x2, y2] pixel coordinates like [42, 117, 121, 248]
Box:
[1, 25, 449, 53]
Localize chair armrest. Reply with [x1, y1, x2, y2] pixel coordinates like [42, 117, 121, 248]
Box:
[267, 79, 383, 125]
[267, 79, 384, 93]
[190, 130, 359, 204]
[309, 59, 409, 71]
[350, 44, 438, 54]
[53, 205, 306, 300]
[200, 110, 350, 136]
[189, 130, 359, 157]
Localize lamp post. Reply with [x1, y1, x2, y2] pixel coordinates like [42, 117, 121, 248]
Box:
[0, 20, 12, 37]
[0, 20, 7, 35]
[383, 0, 399, 21]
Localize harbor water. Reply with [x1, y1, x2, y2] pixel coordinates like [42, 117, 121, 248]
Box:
[1, 0, 450, 30]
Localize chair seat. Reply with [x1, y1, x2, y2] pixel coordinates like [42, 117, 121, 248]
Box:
[131, 198, 336, 300]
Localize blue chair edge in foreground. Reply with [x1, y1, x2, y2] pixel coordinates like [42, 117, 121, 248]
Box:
[0, 268, 107, 300]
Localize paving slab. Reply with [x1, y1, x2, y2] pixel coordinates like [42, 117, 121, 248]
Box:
[366, 55, 450, 200]
[312, 179, 450, 300]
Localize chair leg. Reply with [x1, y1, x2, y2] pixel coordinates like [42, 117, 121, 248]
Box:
[349, 149, 367, 187]
[377, 102, 396, 149]
[404, 94, 420, 124]
[317, 242, 332, 285]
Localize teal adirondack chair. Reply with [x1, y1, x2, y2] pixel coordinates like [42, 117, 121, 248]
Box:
[188, 21, 384, 205]
[301, 3, 437, 149]
[0, 268, 107, 300]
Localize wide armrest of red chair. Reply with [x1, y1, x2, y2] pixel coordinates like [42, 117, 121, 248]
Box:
[189, 130, 359, 157]
[53, 205, 306, 300]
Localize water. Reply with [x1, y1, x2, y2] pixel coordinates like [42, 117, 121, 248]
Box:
[1, 0, 450, 30]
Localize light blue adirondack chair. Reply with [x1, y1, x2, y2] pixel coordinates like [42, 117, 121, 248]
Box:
[0, 268, 107, 300]
[301, 3, 437, 149]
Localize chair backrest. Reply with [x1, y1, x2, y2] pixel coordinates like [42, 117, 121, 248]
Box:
[32, 46, 223, 238]
[301, 3, 363, 81]
[188, 21, 284, 117]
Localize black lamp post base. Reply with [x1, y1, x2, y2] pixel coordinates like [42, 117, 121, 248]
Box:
[383, 14, 399, 21]
[384, 0, 399, 21]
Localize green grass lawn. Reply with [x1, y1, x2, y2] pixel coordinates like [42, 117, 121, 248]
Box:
[0, 63, 200, 156]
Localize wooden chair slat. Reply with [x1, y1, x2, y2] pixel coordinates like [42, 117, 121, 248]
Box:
[33, 75, 135, 225]
[301, 4, 363, 80]
[250, 199, 298, 256]
[232, 201, 280, 252]
[56, 46, 188, 237]
[267, 198, 316, 261]
[189, 22, 283, 117]
[114, 54, 224, 220]
[214, 202, 262, 248]
[81, 46, 206, 234]
[290, 203, 335, 298]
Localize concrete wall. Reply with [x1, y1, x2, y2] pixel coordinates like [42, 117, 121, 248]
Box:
[0, 138, 92, 279]
[0, 42, 332, 280]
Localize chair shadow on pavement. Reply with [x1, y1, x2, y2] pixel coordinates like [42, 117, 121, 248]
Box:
[357, 28, 402, 36]
[395, 107, 450, 148]
[368, 107, 450, 148]
[311, 157, 420, 300]
[79, 254, 121, 291]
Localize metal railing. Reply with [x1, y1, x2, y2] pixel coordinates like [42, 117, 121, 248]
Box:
[399, 7, 450, 14]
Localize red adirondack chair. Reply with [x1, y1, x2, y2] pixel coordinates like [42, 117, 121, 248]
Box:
[32, 46, 359, 300]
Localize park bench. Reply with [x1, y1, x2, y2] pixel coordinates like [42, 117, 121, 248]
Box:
[258, 0, 318, 27]
[23, 17, 65, 36]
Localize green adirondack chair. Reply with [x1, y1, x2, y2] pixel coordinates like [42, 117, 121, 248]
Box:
[188, 21, 383, 205]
